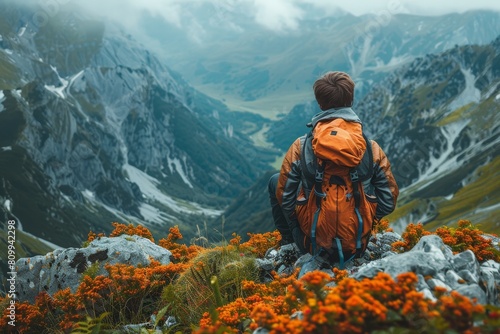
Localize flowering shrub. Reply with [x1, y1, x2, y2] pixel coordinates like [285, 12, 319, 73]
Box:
[85, 222, 154, 245]
[393, 220, 500, 262]
[197, 271, 499, 334]
[392, 222, 431, 252]
[0, 292, 55, 333]
[240, 230, 281, 258]
[109, 222, 155, 242]
[375, 219, 393, 233]
[435, 220, 500, 262]
[159, 225, 203, 262]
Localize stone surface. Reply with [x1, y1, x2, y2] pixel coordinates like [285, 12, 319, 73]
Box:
[479, 269, 498, 305]
[452, 250, 480, 276]
[445, 270, 464, 290]
[16, 235, 172, 303]
[455, 284, 487, 305]
[411, 235, 454, 261]
[354, 250, 450, 280]
[427, 278, 451, 291]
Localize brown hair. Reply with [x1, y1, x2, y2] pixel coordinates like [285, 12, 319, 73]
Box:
[313, 71, 355, 110]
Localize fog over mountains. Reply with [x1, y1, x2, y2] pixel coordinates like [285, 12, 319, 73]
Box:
[0, 0, 499, 271]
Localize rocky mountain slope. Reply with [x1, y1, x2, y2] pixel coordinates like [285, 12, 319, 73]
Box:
[0, 2, 275, 254]
[356, 37, 500, 232]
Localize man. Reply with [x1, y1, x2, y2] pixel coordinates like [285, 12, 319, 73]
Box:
[268, 71, 399, 266]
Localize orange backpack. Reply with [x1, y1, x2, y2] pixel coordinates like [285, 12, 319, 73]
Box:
[295, 118, 377, 268]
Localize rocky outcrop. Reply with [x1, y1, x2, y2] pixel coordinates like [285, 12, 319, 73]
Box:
[15, 235, 172, 303]
[257, 233, 500, 306]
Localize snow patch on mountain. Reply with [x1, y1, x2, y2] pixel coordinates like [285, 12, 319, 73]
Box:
[447, 68, 481, 112]
[413, 120, 469, 188]
[18, 26, 26, 37]
[124, 164, 221, 217]
[3, 199, 11, 212]
[139, 203, 174, 224]
[44, 66, 69, 99]
[168, 156, 193, 188]
[82, 189, 141, 223]
[0, 90, 4, 112]
[475, 203, 500, 215]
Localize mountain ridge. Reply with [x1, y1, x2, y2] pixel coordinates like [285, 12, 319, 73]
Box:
[0, 2, 274, 253]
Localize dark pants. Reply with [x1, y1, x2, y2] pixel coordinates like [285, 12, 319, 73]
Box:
[268, 173, 294, 244]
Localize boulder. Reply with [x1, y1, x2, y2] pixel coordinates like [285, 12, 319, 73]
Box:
[16, 235, 172, 303]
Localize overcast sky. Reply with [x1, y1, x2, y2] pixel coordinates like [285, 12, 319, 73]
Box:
[71, 0, 500, 33]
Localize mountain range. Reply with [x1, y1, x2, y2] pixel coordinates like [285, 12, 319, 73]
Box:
[0, 1, 276, 259]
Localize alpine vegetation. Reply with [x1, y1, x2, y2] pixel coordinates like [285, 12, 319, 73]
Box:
[4, 220, 500, 333]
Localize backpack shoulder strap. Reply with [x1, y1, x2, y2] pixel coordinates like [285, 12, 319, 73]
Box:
[299, 130, 316, 196]
[349, 132, 373, 258]
[356, 133, 374, 182]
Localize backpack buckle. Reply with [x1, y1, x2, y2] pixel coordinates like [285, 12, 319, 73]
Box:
[350, 169, 359, 183]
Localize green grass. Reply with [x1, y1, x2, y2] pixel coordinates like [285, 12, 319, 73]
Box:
[437, 103, 475, 126]
[0, 229, 55, 280]
[390, 156, 500, 234]
[425, 155, 500, 232]
[0, 54, 21, 90]
[193, 83, 312, 120]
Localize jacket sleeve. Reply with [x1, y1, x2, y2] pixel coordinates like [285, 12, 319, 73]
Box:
[371, 141, 399, 220]
[276, 137, 303, 229]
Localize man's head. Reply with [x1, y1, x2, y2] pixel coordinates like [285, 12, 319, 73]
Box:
[313, 71, 355, 110]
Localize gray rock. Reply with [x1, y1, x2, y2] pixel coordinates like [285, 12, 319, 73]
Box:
[435, 272, 446, 283]
[458, 269, 479, 284]
[481, 260, 500, 270]
[290, 311, 304, 320]
[479, 269, 499, 305]
[367, 241, 378, 253]
[354, 250, 450, 280]
[480, 266, 500, 283]
[295, 254, 332, 278]
[264, 249, 278, 260]
[294, 253, 314, 270]
[416, 274, 429, 291]
[276, 244, 301, 267]
[445, 270, 465, 290]
[381, 251, 397, 258]
[427, 278, 451, 291]
[421, 288, 437, 302]
[411, 235, 454, 261]
[452, 250, 480, 276]
[379, 232, 402, 245]
[16, 235, 172, 303]
[455, 284, 487, 305]
[277, 264, 292, 276]
[255, 258, 274, 271]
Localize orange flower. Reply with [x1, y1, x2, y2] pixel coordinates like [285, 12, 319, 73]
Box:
[109, 222, 154, 242]
[240, 230, 281, 257]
